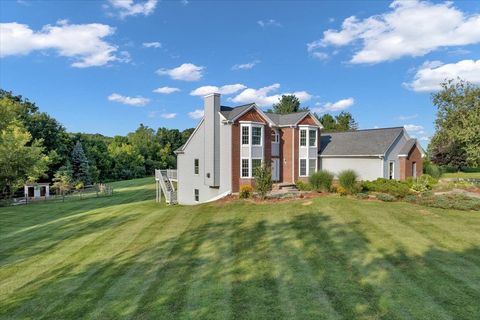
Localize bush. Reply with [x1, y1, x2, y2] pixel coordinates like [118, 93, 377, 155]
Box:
[361, 178, 411, 198]
[412, 193, 480, 211]
[296, 180, 311, 191]
[254, 164, 272, 199]
[239, 185, 253, 199]
[376, 193, 396, 202]
[309, 170, 334, 192]
[338, 170, 358, 194]
[356, 192, 369, 200]
[423, 159, 444, 179]
[411, 174, 438, 192]
[336, 185, 348, 196]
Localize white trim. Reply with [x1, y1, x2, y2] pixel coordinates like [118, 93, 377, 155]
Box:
[299, 158, 308, 177]
[251, 125, 263, 147]
[388, 160, 395, 180]
[230, 103, 275, 126]
[240, 157, 263, 179]
[299, 128, 308, 147]
[291, 128, 295, 183]
[295, 112, 324, 129]
[319, 154, 383, 158]
[299, 157, 317, 177]
[271, 129, 280, 144]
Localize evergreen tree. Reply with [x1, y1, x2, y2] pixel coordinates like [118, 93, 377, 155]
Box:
[269, 95, 308, 114]
[71, 141, 91, 185]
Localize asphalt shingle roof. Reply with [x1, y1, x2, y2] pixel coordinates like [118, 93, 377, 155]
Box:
[320, 127, 404, 156]
[399, 138, 416, 155]
[220, 104, 311, 126]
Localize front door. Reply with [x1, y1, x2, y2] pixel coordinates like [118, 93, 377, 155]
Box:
[271, 159, 280, 182]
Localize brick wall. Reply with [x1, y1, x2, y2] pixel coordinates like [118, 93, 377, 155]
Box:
[399, 144, 423, 180]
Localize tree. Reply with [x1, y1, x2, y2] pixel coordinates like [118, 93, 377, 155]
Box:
[71, 141, 91, 185]
[429, 79, 480, 168]
[52, 166, 73, 201]
[269, 95, 308, 114]
[315, 112, 358, 132]
[316, 113, 337, 131]
[254, 164, 272, 199]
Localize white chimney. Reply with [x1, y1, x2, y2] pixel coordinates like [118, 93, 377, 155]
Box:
[203, 93, 220, 187]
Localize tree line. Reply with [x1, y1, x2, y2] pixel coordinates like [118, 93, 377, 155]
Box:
[0, 90, 194, 198]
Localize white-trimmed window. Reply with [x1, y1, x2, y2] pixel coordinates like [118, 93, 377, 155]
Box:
[271, 129, 279, 143]
[194, 189, 199, 202]
[242, 126, 249, 145]
[241, 159, 249, 178]
[194, 159, 199, 175]
[252, 126, 262, 145]
[252, 159, 262, 176]
[300, 129, 307, 147]
[389, 161, 395, 180]
[309, 129, 317, 147]
[309, 159, 317, 174]
[300, 159, 307, 176]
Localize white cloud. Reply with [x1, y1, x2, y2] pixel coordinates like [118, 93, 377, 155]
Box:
[405, 59, 480, 92]
[143, 41, 161, 48]
[232, 60, 260, 70]
[308, 0, 480, 64]
[258, 19, 281, 28]
[153, 86, 180, 94]
[0, 21, 122, 68]
[160, 113, 177, 119]
[190, 84, 246, 96]
[108, 93, 150, 106]
[156, 63, 204, 81]
[312, 97, 355, 113]
[230, 83, 312, 107]
[108, 0, 157, 18]
[188, 109, 204, 119]
[404, 124, 424, 133]
[398, 114, 418, 120]
[311, 52, 329, 60]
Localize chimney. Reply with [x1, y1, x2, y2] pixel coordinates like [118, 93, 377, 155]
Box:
[203, 93, 220, 187]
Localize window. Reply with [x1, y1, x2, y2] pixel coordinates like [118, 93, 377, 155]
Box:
[300, 159, 307, 176]
[271, 130, 279, 143]
[309, 129, 317, 147]
[252, 126, 262, 145]
[389, 161, 395, 179]
[194, 189, 199, 202]
[242, 126, 249, 145]
[194, 159, 199, 174]
[300, 129, 307, 146]
[241, 158, 249, 178]
[252, 159, 262, 176]
[309, 159, 317, 175]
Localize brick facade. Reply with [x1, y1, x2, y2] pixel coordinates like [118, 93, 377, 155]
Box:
[399, 144, 423, 180]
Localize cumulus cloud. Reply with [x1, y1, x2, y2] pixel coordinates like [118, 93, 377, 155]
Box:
[312, 98, 355, 113]
[232, 60, 260, 70]
[190, 84, 246, 96]
[230, 83, 312, 107]
[188, 109, 204, 120]
[0, 21, 122, 68]
[160, 113, 177, 119]
[405, 59, 480, 92]
[153, 86, 180, 94]
[257, 19, 281, 28]
[142, 41, 161, 48]
[108, 93, 150, 106]
[156, 63, 204, 81]
[404, 124, 425, 135]
[108, 0, 157, 18]
[308, 0, 480, 64]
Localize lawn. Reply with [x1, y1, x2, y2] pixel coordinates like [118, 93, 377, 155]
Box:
[1, 178, 479, 319]
[442, 171, 480, 179]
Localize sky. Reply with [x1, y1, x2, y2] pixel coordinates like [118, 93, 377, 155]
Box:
[1, 0, 479, 147]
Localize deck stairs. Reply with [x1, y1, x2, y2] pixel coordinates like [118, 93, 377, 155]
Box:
[155, 169, 177, 204]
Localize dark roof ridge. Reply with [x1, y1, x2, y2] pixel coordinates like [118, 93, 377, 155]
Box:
[322, 126, 404, 134]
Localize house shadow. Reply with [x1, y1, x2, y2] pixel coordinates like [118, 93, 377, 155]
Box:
[1, 211, 479, 319]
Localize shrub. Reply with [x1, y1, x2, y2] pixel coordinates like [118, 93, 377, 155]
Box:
[336, 185, 348, 196]
[356, 192, 369, 200]
[254, 164, 272, 199]
[361, 178, 411, 198]
[239, 185, 253, 199]
[309, 170, 334, 192]
[296, 180, 311, 191]
[338, 170, 358, 194]
[411, 174, 438, 192]
[413, 193, 480, 211]
[423, 159, 444, 179]
[376, 193, 396, 202]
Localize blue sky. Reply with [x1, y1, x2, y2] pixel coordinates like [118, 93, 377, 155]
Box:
[1, 0, 479, 146]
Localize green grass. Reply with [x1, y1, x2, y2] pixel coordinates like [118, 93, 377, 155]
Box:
[1, 177, 479, 319]
[442, 171, 480, 179]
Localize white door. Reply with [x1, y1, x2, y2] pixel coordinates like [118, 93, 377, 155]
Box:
[271, 159, 280, 181]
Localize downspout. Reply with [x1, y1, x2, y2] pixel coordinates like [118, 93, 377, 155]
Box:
[292, 127, 295, 183]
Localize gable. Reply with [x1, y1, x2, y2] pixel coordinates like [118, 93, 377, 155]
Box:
[298, 114, 317, 126]
[237, 108, 268, 123]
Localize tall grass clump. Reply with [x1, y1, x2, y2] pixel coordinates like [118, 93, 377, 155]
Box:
[338, 169, 358, 194]
[309, 170, 334, 192]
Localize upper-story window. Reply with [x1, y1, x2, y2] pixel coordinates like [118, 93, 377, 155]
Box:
[271, 129, 279, 143]
[242, 126, 249, 145]
[300, 129, 307, 146]
[194, 159, 199, 174]
[252, 126, 262, 145]
[309, 129, 317, 147]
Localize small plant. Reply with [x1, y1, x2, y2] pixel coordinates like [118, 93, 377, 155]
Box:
[254, 164, 272, 199]
[410, 174, 438, 192]
[376, 193, 396, 202]
[309, 170, 334, 192]
[336, 185, 348, 196]
[361, 178, 411, 198]
[356, 192, 369, 199]
[338, 170, 358, 194]
[296, 180, 312, 191]
[239, 185, 254, 199]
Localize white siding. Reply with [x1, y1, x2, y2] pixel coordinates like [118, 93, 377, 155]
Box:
[383, 132, 407, 179]
[319, 157, 383, 181]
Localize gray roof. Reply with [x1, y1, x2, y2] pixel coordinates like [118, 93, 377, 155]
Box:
[320, 127, 404, 156]
[399, 138, 417, 155]
[220, 104, 311, 126]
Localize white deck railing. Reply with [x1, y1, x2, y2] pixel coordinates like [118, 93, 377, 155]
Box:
[155, 169, 177, 181]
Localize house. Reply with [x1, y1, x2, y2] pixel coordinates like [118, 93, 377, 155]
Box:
[173, 93, 424, 205]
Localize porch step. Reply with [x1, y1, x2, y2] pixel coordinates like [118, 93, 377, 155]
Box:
[272, 183, 297, 191]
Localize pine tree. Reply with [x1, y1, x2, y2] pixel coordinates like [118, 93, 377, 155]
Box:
[71, 141, 91, 185]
